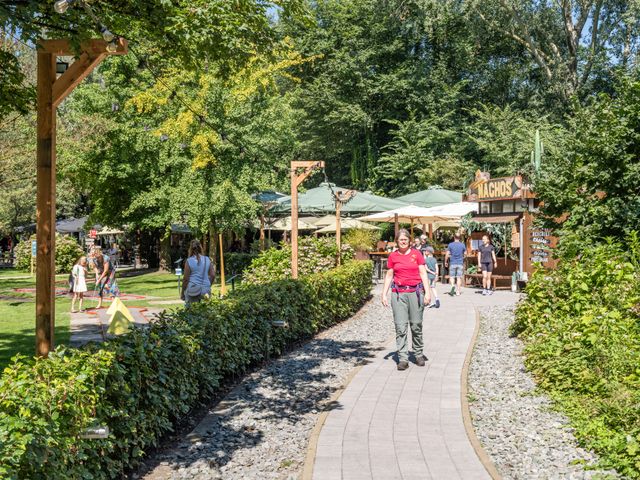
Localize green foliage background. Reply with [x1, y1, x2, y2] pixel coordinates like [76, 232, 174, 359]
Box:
[242, 236, 354, 285]
[14, 235, 83, 274]
[513, 236, 640, 477]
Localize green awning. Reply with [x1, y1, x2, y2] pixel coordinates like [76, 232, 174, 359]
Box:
[395, 187, 462, 207]
[270, 183, 408, 215]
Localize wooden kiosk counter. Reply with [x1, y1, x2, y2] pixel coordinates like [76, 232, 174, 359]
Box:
[463, 171, 558, 286]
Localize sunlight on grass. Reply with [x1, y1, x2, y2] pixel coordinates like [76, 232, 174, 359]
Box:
[0, 269, 211, 368]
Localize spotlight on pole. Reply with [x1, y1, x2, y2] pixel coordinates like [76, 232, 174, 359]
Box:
[105, 40, 119, 53]
[100, 26, 115, 43]
[54, 0, 74, 14]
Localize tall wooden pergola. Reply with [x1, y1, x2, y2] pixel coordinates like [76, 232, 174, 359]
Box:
[36, 38, 127, 357]
[290, 161, 324, 279]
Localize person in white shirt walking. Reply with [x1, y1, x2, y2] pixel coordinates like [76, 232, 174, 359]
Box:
[71, 256, 88, 312]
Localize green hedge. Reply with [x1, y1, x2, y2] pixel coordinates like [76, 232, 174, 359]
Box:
[513, 237, 640, 478]
[243, 236, 355, 285]
[0, 260, 372, 479]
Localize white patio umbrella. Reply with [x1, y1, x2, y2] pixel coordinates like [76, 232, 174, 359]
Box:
[268, 216, 319, 231]
[97, 227, 124, 235]
[358, 204, 459, 239]
[419, 202, 477, 217]
[315, 218, 381, 233]
[309, 214, 338, 226]
[358, 205, 453, 224]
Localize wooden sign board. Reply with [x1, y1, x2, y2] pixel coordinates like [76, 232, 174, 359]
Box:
[466, 171, 535, 202]
[522, 212, 558, 274]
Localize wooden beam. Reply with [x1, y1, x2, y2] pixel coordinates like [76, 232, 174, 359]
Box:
[290, 161, 324, 279]
[36, 51, 56, 357]
[53, 52, 106, 107]
[35, 38, 128, 358]
[291, 168, 299, 279]
[259, 213, 265, 251]
[38, 38, 128, 56]
[334, 189, 355, 266]
[335, 200, 342, 266]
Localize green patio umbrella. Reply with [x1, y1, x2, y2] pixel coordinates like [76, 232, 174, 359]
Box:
[395, 187, 462, 208]
[270, 183, 407, 215]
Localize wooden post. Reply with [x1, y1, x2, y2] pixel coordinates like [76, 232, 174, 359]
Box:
[290, 161, 324, 278]
[259, 214, 265, 251]
[219, 233, 226, 297]
[35, 50, 56, 358]
[410, 219, 414, 241]
[334, 189, 356, 266]
[336, 200, 342, 265]
[394, 213, 399, 239]
[429, 223, 433, 240]
[35, 39, 127, 357]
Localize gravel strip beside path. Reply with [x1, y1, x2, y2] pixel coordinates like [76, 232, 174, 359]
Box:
[468, 305, 619, 479]
[141, 285, 393, 480]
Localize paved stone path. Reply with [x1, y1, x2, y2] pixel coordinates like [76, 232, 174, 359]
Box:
[311, 288, 518, 480]
[69, 300, 165, 346]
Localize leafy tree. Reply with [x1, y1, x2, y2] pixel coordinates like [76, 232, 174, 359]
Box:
[469, 0, 640, 101]
[535, 77, 640, 255]
[465, 103, 568, 177]
[280, 0, 569, 191]
[0, 0, 307, 116]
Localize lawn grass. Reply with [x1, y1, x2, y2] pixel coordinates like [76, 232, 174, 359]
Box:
[0, 269, 27, 277]
[0, 269, 198, 369]
[0, 299, 71, 368]
[117, 271, 183, 298]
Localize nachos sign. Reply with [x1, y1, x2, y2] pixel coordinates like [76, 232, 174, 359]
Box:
[466, 171, 530, 202]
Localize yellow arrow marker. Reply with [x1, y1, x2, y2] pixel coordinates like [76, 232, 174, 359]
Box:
[107, 297, 134, 335]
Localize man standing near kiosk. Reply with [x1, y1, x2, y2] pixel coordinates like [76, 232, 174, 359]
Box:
[445, 234, 466, 296]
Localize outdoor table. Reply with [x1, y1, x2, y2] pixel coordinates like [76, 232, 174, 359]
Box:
[368, 251, 390, 281]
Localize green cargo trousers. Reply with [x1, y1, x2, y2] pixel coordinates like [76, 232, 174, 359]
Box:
[391, 291, 424, 362]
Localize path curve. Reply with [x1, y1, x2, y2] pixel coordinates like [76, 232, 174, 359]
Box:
[308, 288, 518, 480]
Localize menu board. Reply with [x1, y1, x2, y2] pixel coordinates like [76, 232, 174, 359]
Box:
[529, 228, 553, 264]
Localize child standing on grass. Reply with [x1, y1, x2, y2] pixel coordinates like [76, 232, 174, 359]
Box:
[424, 246, 440, 308]
[71, 256, 88, 313]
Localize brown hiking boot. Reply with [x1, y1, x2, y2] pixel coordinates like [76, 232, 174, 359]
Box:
[415, 355, 427, 367]
[397, 361, 409, 371]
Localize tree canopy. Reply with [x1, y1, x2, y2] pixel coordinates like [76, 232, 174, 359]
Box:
[0, 0, 638, 253]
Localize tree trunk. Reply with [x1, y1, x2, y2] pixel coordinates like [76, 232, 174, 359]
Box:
[208, 222, 218, 281]
[134, 229, 142, 269]
[159, 231, 171, 272]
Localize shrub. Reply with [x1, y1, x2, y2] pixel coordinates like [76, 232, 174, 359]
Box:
[14, 234, 84, 273]
[513, 235, 640, 477]
[343, 228, 380, 252]
[224, 252, 258, 276]
[0, 260, 372, 479]
[242, 236, 354, 285]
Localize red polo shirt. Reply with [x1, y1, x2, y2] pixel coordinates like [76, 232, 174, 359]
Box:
[387, 248, 424, 286]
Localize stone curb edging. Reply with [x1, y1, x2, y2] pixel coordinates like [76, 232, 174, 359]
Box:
[460, 309, 502, 480]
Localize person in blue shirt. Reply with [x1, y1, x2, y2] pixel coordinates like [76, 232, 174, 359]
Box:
[444, 234, 466, 296]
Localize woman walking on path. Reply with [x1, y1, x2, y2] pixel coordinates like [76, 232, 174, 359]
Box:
[70, 256, 88, 313]
[181, 240, 215, 305]
[477, 234, 497, 295]
[91, 247, 119, 308]
[382, 229, 431, 371]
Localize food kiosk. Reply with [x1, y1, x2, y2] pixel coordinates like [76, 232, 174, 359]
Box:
[464, 171, 558, 285]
